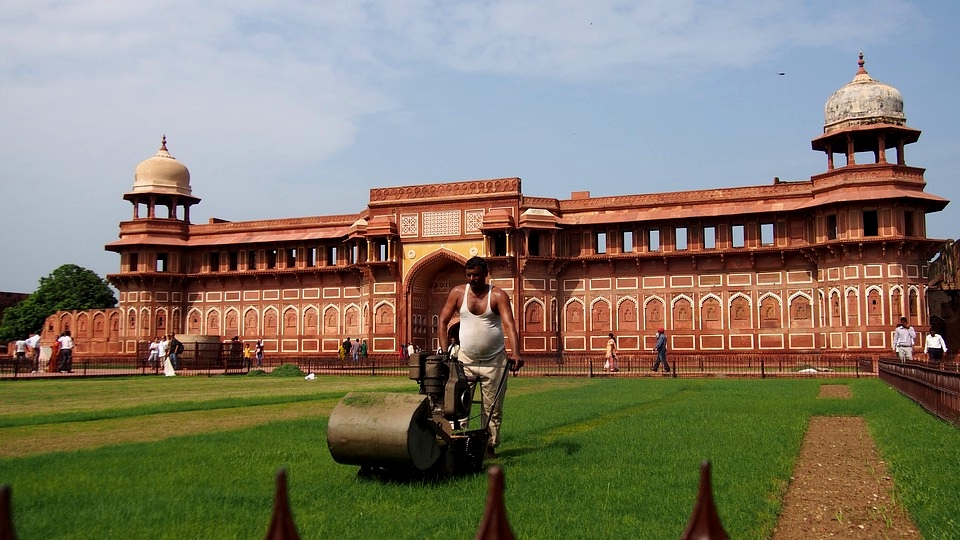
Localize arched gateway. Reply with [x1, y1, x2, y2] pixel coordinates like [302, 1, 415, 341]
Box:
[404, 249, 466, 353]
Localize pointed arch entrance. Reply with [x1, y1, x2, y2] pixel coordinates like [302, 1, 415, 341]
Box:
[405, 249, 468, 352]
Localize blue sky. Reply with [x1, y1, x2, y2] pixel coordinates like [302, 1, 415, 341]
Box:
[2, 0, 958, 293]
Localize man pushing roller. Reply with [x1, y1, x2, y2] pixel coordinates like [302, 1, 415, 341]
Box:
[439, 256, 523, 459]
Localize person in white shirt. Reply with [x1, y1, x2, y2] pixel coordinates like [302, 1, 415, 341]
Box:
[892, 317, 916, 363]
[25, 333, 41, 372]
[13, 339, 27, 370]
[147, 337, 160, 368]
[57, 331, 75, 373]
[924, 329, 948, 362]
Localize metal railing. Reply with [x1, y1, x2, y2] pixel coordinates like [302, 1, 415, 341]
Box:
[1, 348, 880, 379]
[878, 357, 960, 426]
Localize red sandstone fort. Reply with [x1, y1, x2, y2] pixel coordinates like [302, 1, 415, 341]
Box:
[43, 54, 948, 358]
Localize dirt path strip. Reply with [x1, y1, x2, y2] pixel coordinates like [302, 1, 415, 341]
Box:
[772, 415, 920, 539]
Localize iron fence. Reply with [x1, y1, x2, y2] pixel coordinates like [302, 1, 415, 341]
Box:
[1, 347, 882, 379]
[878, 357, 960, 426]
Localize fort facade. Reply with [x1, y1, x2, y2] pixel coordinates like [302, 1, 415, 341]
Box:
[46, 55, 949, 357]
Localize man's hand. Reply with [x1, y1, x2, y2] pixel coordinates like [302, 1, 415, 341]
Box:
[508, 358, 524, 372]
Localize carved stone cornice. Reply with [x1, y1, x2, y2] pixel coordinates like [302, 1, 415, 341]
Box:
[810, 164, 925, 191]
[118, 219, 190, 236]
[191, 214, 360, 234]
[557, 182, 812, 212]
[369, 178, 521, 206]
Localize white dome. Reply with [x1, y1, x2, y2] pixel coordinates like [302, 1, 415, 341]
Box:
[824, 53, 905, 133]
[131, 136, 193, 196]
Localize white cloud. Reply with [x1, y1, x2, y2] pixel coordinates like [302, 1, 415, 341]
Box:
[0, 0, 938, 292]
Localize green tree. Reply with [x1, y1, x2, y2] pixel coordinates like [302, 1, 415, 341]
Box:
[0, 264, 116, 342]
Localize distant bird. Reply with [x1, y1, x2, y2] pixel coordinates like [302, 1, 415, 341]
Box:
[777, 72, 786, 76]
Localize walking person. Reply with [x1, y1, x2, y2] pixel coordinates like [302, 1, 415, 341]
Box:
[605, 333, 619, 372]
[161, 335, 177, 376]
[438, 256, 524, 460]
[169, 334, 184, 370]
[352, 338, 361, 363]
[651, 327, 670, 373]
[157, 335, 170, 374]
[924, 329, 948, 362]
[893, 317, 916, 363]
[147, 337, 160, 369]
[57, 331, 75, 373]
[360, 339, 368, 363]
[13, 338, 28, 371]
[26, 332, 41, 373]
[255, 339, 264, 368]
[243, 343, 253, 369]
[49, 337, 60, 373]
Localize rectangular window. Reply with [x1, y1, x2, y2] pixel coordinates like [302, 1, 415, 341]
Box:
[228, 251, 238, 271]
[622, 230, 633, 253]
[827, 215, 838, 240]
[305, 247, 316, 267]
[209, 252, 221, 272]
[327, 246, 337, 266]
[648, 229, 660, 252]
[128, 252, 139, 272]
[286, 248, 297, 268]
[904, 211, 915, 237]
[351, 244, 359, 264]
[156, 253, 168, 272]
[863, 210, 879, 237]
[247, 250, 257, 270]
[596, 232, 607, 254]
[703, 226, 716, 249]
[266, 249, 277, 269]
[675, 227, 688, 251]
[761, 222, 775, 246]
[528, 232, 541, 256]
[492, 233, 507, 256]
[732, 224, 745, 248]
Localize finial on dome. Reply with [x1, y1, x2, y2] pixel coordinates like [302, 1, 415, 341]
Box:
[160, 134, 168, 151]
[856, 50, 866, 75]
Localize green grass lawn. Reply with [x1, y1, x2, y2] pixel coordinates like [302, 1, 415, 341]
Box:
[1, 376, 958, 539]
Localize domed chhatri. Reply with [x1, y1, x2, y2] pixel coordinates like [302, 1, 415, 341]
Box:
[131, 135, 193, 196]
[823, 52, 905, 133]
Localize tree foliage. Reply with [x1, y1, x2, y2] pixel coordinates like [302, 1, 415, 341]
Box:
[0, 264, 116, 342]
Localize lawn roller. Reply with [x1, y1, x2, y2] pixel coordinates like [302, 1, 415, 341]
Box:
[327, 351, 507, 477]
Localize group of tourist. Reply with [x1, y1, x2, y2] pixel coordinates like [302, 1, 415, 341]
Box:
[146, 334, 184, 376]
[894, 317, 949, 363]
[241, 339, 265, 369]
[338, 337, 368, 363]
[11, 331, 75, 373]
[602, 328, 670, 373]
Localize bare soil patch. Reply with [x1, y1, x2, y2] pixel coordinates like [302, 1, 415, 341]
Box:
[817, 384, 853, 399]
[772, 416, 919, 539]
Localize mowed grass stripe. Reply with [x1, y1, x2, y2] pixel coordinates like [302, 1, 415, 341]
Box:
[0, 397, 340, 457]
[2, 377, 958, 539]
[0, 375, 415, 418]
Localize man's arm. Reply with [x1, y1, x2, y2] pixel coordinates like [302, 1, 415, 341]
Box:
[492, 287, 523, 370]
[438, 285, 464, 353]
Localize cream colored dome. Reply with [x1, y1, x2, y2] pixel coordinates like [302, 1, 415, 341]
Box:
[131, 136, 193, 196]
[824, 53, 905, 133]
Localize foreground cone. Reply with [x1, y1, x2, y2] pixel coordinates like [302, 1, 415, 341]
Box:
[475, 466, 515, 540]
[680, 461, 728, 540]
[265, 469, 300, 540]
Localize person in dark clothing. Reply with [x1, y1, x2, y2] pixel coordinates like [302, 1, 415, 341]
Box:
[652, 327, 670, 372]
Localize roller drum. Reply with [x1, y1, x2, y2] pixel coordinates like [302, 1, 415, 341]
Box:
[327, 392, 442, 471]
